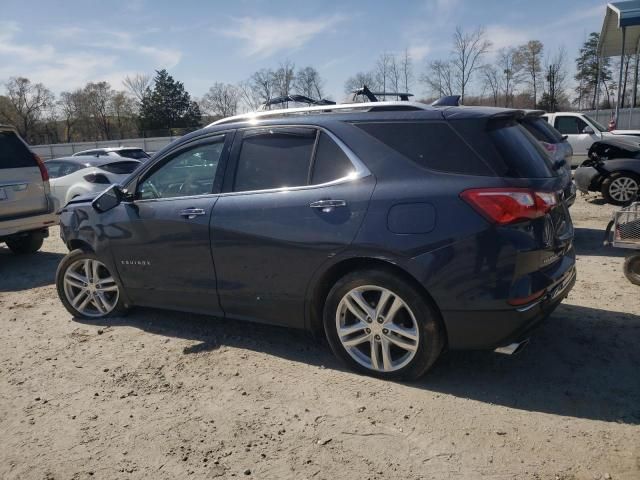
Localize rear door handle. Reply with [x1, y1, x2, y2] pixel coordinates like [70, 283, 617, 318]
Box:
[179, 207, 206, 219]
[309, 199, 347, 212]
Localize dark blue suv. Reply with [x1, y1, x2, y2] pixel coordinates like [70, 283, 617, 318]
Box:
[55, 103, 576, 380]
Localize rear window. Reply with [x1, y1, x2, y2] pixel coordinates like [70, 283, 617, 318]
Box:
[99, 161, 141, 175]
[0, 131, 35, 169]
[118, 149, 150, 160]
[521, 118, 564, 143]
[353, 121, 493, 175]
[487, 122, 554, 178]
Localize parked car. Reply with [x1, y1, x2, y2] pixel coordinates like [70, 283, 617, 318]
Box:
[520, 110, 576, 206]
[72, 147, 150, 160]
[574, 138, 640, 205]
[0, 125, 57, 254]
[45, 156, 142, 210]
[55, 102, 576, 380]
[542, 112, 640, 166]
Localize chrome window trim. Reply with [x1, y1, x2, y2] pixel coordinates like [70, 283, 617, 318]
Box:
[127, 124, 371, 205]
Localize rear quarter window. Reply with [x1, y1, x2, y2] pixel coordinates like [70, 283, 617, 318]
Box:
[0, 131, 36, 169]
[353, 121, 493, 175]
[100, 161, 141, 174]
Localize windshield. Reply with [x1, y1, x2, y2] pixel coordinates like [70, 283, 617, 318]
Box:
[583, 114, 608, 132]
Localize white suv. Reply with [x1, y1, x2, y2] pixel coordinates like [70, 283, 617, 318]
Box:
[1, 125, 57, 254]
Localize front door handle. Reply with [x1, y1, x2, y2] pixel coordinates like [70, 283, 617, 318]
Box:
[309, 199, 347, 212]
[179, 207, 206, 219]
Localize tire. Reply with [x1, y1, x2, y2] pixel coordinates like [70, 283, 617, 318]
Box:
[5, 232, 44, 254]
[323, 269, 444, 381]
[624, 254, 640, 286]
[601, 172, 640, 206]
[56, 249, 128, 319]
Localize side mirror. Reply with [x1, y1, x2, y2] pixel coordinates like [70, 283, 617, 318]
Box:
[582, 126, 595, 135]
[92, 185, 123, 213]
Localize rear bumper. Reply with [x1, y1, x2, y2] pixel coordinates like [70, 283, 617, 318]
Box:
[442, 263, 576, 350]
[0, 211, 58, 238]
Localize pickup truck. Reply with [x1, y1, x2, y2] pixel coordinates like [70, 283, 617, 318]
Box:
[542, 112, 640, 166]
[1, 125, 57, 254]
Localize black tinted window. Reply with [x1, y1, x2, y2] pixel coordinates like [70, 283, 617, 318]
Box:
[234, 129, 315, 192]
[488, 123, 554, 178]
[554, 116, 587, 135]
[311, 133, 355, 184]
[522, 118, 563, 143]
[100, 161, 140, 174]
[118, 149, 149, 159]
[354, 122, 492, 175]
[0, 131, 35, 169]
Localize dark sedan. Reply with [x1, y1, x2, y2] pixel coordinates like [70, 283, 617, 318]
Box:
[574, 138, 640, 205]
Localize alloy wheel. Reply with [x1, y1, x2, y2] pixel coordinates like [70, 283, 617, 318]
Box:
[609, 176, 639, 203]
[335, 285, 420, 373]
[63, 259, 119, 317]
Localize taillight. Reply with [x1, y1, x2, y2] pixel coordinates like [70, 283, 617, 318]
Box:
[34, 153, 49, 182]
[84, 173, 111, 184]
[540, 141, 557, 155]
[460, 188, 558, 225]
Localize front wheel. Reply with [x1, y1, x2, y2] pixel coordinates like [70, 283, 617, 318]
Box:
[601, 172, 640, 205]
[323, 269, 444, 380]
[624, 254, 640, 286]
[56, 249, 128, 319]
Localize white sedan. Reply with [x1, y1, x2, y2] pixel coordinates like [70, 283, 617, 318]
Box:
[44, 156, 141, 210]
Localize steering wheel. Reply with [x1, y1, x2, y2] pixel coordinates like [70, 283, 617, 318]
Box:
[142, 180, 161, 199]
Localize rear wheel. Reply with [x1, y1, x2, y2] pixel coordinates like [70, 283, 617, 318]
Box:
[323, 269, 444, 380]
[5, 231, 44, 254]
[624, 254, 640, 286]
[601, 172, 640, 205]
[56, 249, 128, 319]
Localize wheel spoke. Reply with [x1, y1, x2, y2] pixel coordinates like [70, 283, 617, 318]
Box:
[380, 338, 393, 371]
[384, 297, 404, 323]
[66, 270, 88, 284]
[71, 289, 88, 308]
[65, 276, 85, 289]
[83, 260, 92, 282]
[384, 330, 418, 352]
[342, 331, 371, 347]
[92, 260, 100, 283]
[97, 276, 118, 292]
[338, 321, 369, 339]
[370, 338, 381, 370]
[375, 290, 393, 317]
[77, 292, 92, 311]
[94, 292, 110, 313]
[386, 323, 419, 342]
[347, 291, 374, 319]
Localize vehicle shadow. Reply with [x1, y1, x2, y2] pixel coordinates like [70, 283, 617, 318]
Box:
[572, 226, 627, 257]
[0, 246, 64, 292]
[73, 302, 640, 424]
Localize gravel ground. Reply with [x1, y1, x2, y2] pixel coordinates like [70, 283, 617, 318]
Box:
[0, 194, 639, 480]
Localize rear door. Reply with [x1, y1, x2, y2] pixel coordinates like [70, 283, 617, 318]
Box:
[210, 127, 375, 328]
[0, 129, 48, 220]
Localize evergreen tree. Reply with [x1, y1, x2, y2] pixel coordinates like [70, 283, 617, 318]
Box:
[139, 69, 201, 131]
[574, 33, 613, 109]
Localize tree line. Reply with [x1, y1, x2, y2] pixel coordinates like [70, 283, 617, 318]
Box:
[0, 26, 636, 145]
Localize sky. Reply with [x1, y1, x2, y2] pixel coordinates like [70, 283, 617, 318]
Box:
[0, 0, 609, 102]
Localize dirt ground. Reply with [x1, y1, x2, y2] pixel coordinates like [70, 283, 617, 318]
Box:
[0, 194, 639, 480]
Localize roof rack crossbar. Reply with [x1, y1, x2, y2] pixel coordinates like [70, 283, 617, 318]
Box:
[208, 101, 432, 127]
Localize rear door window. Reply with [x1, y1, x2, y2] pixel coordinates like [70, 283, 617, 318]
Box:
[0, 131, 36, 169]
[353, 121, 493, 175]
[311, 132, 355, 184]
[233, 128, 316, 192]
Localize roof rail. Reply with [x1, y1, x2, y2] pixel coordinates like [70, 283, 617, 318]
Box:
[208, 101, 432, 127]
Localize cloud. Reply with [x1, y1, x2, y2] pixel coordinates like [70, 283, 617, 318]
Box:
[408, 44, 431, 61]
[220, 15, 345, 57]
[0, 23, 181, 92]
[484, 25, 531, 52]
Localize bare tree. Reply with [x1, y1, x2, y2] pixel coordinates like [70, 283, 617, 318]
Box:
[497, 47, 523, 107]
[344, 71, 380, 97]
[514, 40, 544, 108]
[123, 73, 152, 103]
[374, 53, 394, 93]
[421, 60, 455, 97]
[237, 79, 263, 112]
[249, 69, 276, 105]
[400, 48, 413, 93]
[0, 77, 54, 142]
[83, 82, 114, 140]
[294, 66, 325, 99]
[57, 90, 84, 143]
[451, 26, 492, 103]
[273, 60, 296, 100]
[481, 64, 500, 106]
[110, 91, 137, 139]
[201, 83, 240, 118]
[539, 48, 569, 112]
